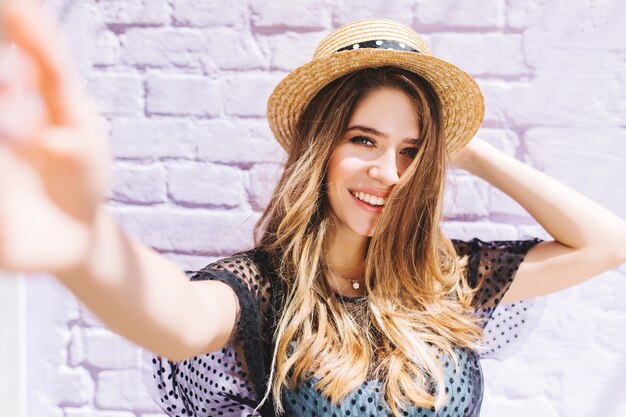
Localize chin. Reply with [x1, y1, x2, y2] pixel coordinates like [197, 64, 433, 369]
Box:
[346, 219, 378, 238]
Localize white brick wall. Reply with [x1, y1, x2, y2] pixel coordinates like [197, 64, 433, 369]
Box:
[26, 1, 626, 416]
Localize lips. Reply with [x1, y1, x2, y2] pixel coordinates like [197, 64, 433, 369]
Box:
[348, 189, 384, 213]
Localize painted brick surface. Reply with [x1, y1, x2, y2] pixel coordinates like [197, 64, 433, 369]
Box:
[120, 28, 207, 70]
[111, 164, 167, 204]
[109, 118, 196, 161]
[171, 0, 247, 27]
[146, 73, 222, 117]
[25, 1, 626, 417]
[166, 162, 247, 207]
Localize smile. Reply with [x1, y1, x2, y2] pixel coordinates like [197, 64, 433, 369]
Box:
[350, 190, 385, 206]
[348, 190, 385, 213]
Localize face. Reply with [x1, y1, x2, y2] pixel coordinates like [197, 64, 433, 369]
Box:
[326, 87, 420, 238]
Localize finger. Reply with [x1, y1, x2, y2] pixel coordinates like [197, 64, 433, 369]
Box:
[1, 0, 81, 126]
[0, 53, 47, 142]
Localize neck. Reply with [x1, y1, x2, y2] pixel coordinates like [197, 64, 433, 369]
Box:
[325, 221, 369, 296]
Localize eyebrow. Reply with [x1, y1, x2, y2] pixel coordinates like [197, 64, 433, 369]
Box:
[345, 125, 421, 145]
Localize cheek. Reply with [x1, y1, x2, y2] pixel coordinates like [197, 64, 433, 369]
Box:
[326, 152, 354, 209]
[327, 148, 362, 186]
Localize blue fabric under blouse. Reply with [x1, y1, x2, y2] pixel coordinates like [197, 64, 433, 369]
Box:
[143, 237, 543, 417]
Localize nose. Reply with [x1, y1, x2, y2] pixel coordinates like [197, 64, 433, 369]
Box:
[368, 149, 400, 186]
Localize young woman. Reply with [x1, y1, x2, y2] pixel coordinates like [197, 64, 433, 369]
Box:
[1, 2, 625, 417]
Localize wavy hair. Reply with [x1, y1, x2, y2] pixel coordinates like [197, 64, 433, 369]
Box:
[253, 66, 484, 417]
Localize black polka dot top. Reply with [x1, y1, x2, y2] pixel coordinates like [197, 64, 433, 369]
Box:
[143, 238, 543, 417]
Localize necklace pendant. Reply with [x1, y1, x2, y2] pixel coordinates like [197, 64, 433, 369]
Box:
[352, 280, 360, 290]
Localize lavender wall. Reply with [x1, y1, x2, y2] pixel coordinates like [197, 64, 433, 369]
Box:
[27, 1, 626, 416]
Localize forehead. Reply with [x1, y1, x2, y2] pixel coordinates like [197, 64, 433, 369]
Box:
[348, 87, 420, 137]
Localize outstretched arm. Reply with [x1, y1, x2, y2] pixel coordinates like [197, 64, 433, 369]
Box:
[0, 0, 237, 361]
[451, 138, 626, 304]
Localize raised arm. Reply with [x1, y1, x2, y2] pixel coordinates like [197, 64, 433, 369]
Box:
[451, 138, 626, 304]
[0, 0, 237, 361]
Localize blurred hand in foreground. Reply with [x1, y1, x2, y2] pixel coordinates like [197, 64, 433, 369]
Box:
[0, 0, 111, 274]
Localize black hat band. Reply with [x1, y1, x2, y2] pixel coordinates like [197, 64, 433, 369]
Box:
[335, 39, 420, 53]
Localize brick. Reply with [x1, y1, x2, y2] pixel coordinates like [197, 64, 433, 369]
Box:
[27, 274, 81, 326]
[477, 79, 529, 126]
[264, 32, 324, 71]
[448, 130, 534, 220]
[94, 412, 137, 417]
[247, 163, 284, 211]
[146, 73, 222, 117]
[474, 128, 519, 156]
[26, 275, 79, 387]
[202, 27, 268, 71]
[483, 396, 558, 417]
[64, 408, 91, 417]
[442, 221, 519, 241]
[521, 0, 626, 52]
[506, 0, 548, 30]
[87, 73, 143, 116]
[479, 74, 624, 128]
[443, 173, 490, 218]
[415, 0, 505, 28]
[333, 0, 415, 26]
[114, 207, 260, 255]
[250, 0, 330, 29]
[50, 1, 101, 77]
[223, 73, 283, 117]
[523, 22, 626, 71]
[172, 0, 246, 27]
[68, 326, 85, 367]
[166, 163, 246, 206]
[48, 366, 95, 406]
[194, 119, 286, 164]
[519, 1, 626, 127]
[430, 33, 527, 77]
[96, 369, 160, 410]
[523, 128, 626, 203]
[92, 30, 121, 66]
[83, 327, 141, 369]
[98, 0, 170, 26]
[64, 408, 135, 417]
[109, 118, 196, 161]
[111, 164, 167, 204]
[474, 129, 528, 219]
[120, 28, 205, 70]
[31, 403, 62, 417]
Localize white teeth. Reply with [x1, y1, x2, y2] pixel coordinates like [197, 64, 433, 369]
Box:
[352, 190, 385, 206]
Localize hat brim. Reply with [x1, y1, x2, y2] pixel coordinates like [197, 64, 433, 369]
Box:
[267, 48, 484, 155]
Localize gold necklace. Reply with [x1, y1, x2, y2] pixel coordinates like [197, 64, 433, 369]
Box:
[328, 268, 364, 291]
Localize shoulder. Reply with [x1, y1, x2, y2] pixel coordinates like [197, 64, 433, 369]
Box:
[190, 248, 275, 307]
[193, 249, 266, 279]
[449, 237, 543, 257]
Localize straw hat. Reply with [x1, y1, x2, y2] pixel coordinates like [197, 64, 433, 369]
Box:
[266, 18, 484, 155]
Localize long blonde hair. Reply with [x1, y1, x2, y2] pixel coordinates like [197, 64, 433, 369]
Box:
[253, 67, 483, 416]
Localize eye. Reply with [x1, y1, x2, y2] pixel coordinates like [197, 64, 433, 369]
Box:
[401, 147, 419, 159]
[349, 136, 375, 147]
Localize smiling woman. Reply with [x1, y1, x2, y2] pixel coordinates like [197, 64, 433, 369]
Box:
[327, 84, 425, 235]
[2, 1, 626, 417]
